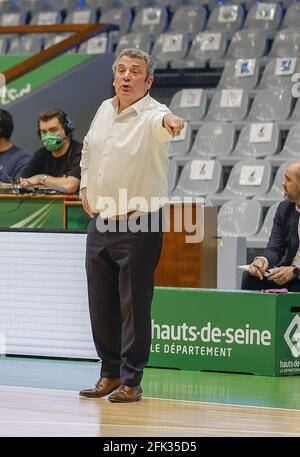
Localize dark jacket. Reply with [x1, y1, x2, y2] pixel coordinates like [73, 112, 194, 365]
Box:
[263, 200, 300, 268]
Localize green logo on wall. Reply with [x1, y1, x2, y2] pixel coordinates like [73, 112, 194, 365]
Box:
[284, 315, 300, 358]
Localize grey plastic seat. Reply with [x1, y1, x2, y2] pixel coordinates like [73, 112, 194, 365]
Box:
[115, 32, 152, 55]
[131, 7, 168, 37]
[0, 0, 14, 13]
[7, 34, 43, 54]
[190, 0, 218, 10]
[169, 89, 208, 129]
[155, 0, 183, 12]
[0, 11, 26, 25]
[171, 31, 227, 69]
[229, 122, 280, 164]
[18, 0, 44, 12]
[170, 159, 223, 200]
[247, 87, 292, 122]
[0, 38, 8, 55]
[208, 159, 272, 206]
[244, 2, 282, 31]
[119, 0, 148, 8]
[100, 7, 132, 42]
[218, 198, 262, 238]
[273, 125, 300, 164]
[151, 32, 189, 69]
[65, 8, 96, 24]
[207, 4, 244, 34]
[281, 2, 300, 29]
[189, 122, 235, 159]
[289, 96, 300, 123]
[256, 161, 292, 207]
[218, 58, 259, 90]
[30, 10, 61, 25]
[78, 34, 112, 54]
[169, 123, 192, 158]
[85, 0, 115, 11]
[269, 29, 300, 58]
[44, 33, 72, 50]
[50, 0, 78, 11]
[205, 89, 249, 122]
[227, 29, 268, 60]
[167, 159, 178, 195]
[168, 5, 207, 37]
[247, 202, 279, 248]
[258, 58, 300, 90]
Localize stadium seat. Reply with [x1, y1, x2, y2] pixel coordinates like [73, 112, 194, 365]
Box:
[217, 58, 259, 90]
[151, 32, 189, 69]
[227, 122, 280, 165]
[78, 34, 112, 54]
[281, 2, 300, 29]
[256, 161, 291, 207]
[247, 87, 292, 122]
[170, 159, 223, 200]
[168, 5, 207, 37]
[208, 158, 272, 205]
[205, 88, 249, 122]
[218, 198, 262, 238]
[85, 0, 115, 11]
[0, 10, 26, 25]
[189, 122, 235, 160]
[7, 34, 43, 54]
[272, 124, 300, 164]
[115, 32, 152, 55]
[247, 202, 279, 248]
[207, 4, 244, 34]
[169, 89, 208, 129]
[131, 7, 168, 37]
[30, 9, 61, 25]
[0, 38, 9, 54]
[258, 58, 300, 90]
[100, 7, 132, 42]
[65, 8, 96, 24]
[244, 2, 282, 32]
[169, 123, 192, 158]
[171, 31, 227, 69]
[269, 29, 300, 59]
[167, 159, 179, 195]
[226, 29, 268, 60]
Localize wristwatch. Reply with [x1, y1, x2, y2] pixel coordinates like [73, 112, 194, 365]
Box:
[292, 265, 300, 278]
[39, 174, 48, 185]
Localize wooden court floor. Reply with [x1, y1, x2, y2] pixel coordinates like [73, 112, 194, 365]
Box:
[0, 357, 300, 437]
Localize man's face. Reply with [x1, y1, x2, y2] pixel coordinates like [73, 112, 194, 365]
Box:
[39, 117, 65, 138]
[113, 55, 154, 108]
[283, 165, 300, 202]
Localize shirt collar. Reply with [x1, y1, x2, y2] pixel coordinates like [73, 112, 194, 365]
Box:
[112, 93, 150, 115]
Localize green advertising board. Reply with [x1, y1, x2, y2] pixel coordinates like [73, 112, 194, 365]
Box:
[0, 54, 92, 106]
[0, 198, 64, 228]
[149, 288, 300, 376]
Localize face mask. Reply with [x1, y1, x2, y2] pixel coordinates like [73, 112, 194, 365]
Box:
[41, 132, 65, 152]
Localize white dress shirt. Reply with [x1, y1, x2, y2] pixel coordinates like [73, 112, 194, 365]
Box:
[80, 93, 172, 218]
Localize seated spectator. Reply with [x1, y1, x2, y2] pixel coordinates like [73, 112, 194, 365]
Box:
[19, 109, 81, 194]
[0, 108, 31, 183]
[242, 160, 300, 292]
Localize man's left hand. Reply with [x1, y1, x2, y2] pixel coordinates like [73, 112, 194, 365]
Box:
[163, 114, 185, 136]
[268, 266, 295, 285]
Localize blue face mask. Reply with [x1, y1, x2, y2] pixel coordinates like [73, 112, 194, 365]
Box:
[42, 132, 65, 152]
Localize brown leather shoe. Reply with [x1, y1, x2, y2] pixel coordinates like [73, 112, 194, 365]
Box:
[79, 377, 121, 398]
[108, 384, 142, 403]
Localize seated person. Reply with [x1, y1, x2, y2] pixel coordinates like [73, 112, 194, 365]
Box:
[19, 109, 81, 194]
[242, 160, 300, 292]
[0, 108, 31, 183]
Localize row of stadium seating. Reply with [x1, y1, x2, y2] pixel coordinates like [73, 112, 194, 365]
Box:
[2, 2, 300, 34]
[169, 157, 288, 206]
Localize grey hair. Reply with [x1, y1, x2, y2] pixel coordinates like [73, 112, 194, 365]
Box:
[112, 48, 155, 79]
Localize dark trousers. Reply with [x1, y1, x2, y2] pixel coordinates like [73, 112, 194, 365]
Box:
[241, 271, 300, 292]
[85, 211, 163, 387]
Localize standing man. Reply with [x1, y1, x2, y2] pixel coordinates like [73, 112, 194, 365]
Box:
[79, 49, 184, 403]
[19, 109, 81, 194]
[0, 108, 31, 183]
[242, 160, 300, 292]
